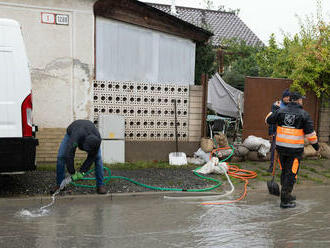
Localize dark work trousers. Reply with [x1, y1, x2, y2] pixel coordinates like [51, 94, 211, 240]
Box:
[278, 153, 301, 193]
[269, 134, 276, 171]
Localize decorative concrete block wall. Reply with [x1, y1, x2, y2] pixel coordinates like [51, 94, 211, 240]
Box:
[93, 81, 193, 141]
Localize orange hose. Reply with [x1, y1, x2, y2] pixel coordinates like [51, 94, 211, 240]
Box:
[202, 147, 258, 205]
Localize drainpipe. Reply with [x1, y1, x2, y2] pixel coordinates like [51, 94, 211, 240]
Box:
[171, 0, 177, 15]
[201, 73, 208, 137]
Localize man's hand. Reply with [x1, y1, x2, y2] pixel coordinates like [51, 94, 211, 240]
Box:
[273, 102, 280, 111]
[71, 172, 85, 181]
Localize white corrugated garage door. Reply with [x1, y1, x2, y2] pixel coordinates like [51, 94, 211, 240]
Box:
[95, 17, 195, 85]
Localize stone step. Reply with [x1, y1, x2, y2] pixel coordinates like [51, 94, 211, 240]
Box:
[38, 128, 66, 132]
[36, 151, 86, 156]
[37, 144, 60, 149]
[36, 134, 65, 139]
[36, 157, 56, 163]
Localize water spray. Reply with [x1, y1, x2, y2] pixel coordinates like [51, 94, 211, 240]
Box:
[19, 176, 73, 217]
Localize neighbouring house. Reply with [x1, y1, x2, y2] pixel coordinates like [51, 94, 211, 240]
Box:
[148, 3, 263, 47]
[0, 0, 213, 162]
[148, 3, 264, 74]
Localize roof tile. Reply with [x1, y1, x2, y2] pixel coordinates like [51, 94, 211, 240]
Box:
[149, 3, 263, 46]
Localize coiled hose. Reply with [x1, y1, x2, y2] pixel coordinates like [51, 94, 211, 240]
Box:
[70, 145, 235, 192]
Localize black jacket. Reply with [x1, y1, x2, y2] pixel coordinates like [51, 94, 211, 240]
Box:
[65, 120, 101, 174]
[266, 102, 316, 155]
[268, 100, 288, 136]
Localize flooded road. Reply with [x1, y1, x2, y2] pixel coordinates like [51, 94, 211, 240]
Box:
[0, 187, 329, 248]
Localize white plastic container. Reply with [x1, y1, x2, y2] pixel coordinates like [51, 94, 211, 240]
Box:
[169, 152, 187, 166]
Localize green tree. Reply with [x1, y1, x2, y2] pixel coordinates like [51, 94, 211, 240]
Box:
[256, 1, 330, 98]
[272, 19, 330, 98]
[195, 42, 218, 85]
[221, 38, 262, 90]
[256, 34, 281, 77]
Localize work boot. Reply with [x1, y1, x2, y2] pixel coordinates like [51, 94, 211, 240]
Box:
[97, 185, 107, 194]
[280, 200, 296, 208]
[280, 190, 296, 208]
[288, 194, 296, 202]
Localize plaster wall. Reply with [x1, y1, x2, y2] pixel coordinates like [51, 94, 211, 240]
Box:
[0, 0, 95, 128]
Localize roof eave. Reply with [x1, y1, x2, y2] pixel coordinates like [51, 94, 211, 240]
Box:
[94, 0, 213, 42]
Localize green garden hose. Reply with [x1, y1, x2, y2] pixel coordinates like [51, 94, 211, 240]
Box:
[71, 145, 234, 192]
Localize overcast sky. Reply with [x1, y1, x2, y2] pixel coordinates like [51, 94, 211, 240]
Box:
[141, 0, 330, 45]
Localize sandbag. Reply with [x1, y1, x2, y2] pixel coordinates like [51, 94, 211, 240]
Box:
[187, 157, 205, 165]
[214, 133, 229, 147]
[230, 155, 245, 163]
[195, 157, 228, 175]
[243, 135, 271, 157]
[235, 145, 249, 156]
[194, 148, 211, 162]
[303, 145, 317, 157]
[258, 142, 271, 157]
[304, 137, 310, 146]
[319, 142, 330, 159]
[243, 136, 261, 151]
[214, 148, 232, 159]
[201, 138, 214, 153]
[260, 152, 271, 161]
[247, 151, 260, 161]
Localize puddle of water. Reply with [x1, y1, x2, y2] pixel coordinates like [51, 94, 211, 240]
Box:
[18, 209, 50, 218]
[17, 189, 61, 218]
[0, 186, 329, 248]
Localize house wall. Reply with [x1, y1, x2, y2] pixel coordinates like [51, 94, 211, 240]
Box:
[0, 0, 95, 128]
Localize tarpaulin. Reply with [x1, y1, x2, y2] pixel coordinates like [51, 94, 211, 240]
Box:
[207, 73, 244, 118]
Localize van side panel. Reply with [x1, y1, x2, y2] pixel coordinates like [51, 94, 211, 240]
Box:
[0, 22, 31, 138]
[0, 48, 21, 137]
[0, 19, 38, 173]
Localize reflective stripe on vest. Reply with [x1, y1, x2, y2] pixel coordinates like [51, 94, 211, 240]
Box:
[276, 126, 304, 148]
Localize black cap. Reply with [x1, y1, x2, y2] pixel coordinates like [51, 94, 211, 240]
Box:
[282, 89, 291, 98]
[290, 92, 306, 101]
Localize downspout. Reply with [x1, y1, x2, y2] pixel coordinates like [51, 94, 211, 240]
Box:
[171, 0, 177, 16]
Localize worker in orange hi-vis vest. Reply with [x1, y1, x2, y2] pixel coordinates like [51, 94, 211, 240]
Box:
[265, 92, 320, 209]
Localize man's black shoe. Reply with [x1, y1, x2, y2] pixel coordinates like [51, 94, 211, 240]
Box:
[50, 185, 62, 195]
[280, 201, 296, 208]
[97, 185, 107, 194]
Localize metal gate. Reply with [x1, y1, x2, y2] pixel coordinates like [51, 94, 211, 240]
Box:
[242, 77, 319, 140]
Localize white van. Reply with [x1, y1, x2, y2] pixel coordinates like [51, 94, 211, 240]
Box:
[0, 18, 38, 173]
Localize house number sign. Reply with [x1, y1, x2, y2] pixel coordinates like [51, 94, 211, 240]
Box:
[41, 12, 69, 25]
